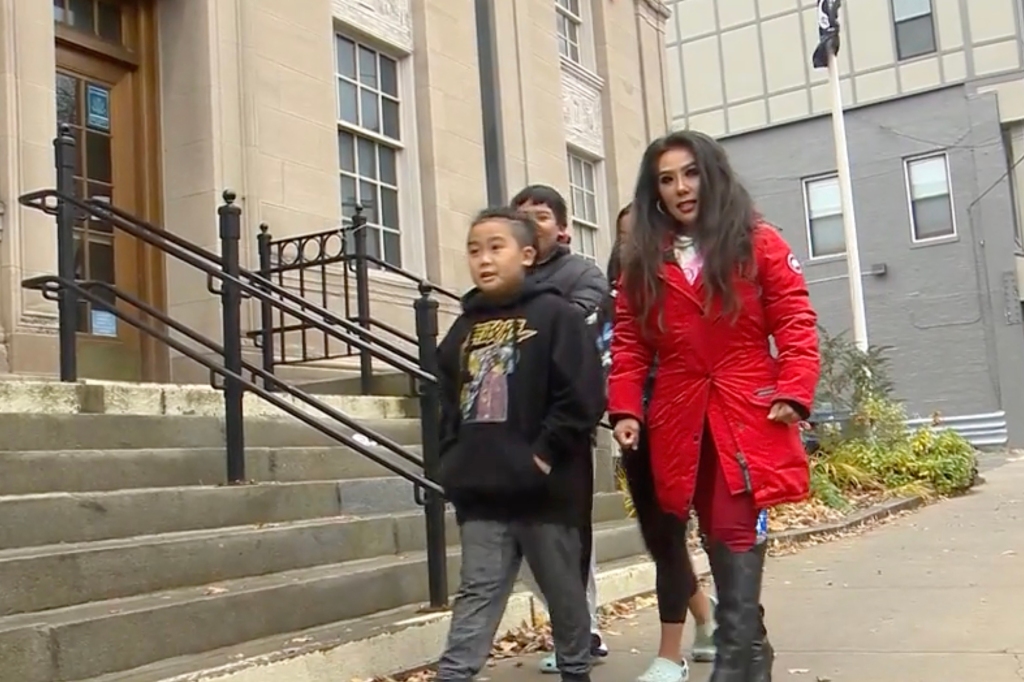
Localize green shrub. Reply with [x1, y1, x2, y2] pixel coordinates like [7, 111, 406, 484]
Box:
[811, 329, 978, 504]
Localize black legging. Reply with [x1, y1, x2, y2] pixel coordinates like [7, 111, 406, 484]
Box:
[621, 427, 698, 623]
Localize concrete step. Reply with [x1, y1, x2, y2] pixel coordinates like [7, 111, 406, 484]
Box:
[81, 555, 667, 682]
[0, 480, 430, 549]
[0, 445, 427, 495]
[0, 520, 644, 682]
[0, 492, 628, 616]
[0, 413, 424, 451]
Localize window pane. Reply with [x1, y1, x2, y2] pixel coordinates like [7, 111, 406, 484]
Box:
[86, 131, 112, 183]
[584, 193, 597, 223]
[896, 15, 936, 60]
[380, 57, 398, 97]
[339, 79, 358, 123]
[806, 177, 841, 218]
[360, 89, 380, 131]
[912, 195, 954, 239]
[341, 174, 358, 211]
[88, 237, 116, 284]
[67, 0, 94, 32]
[569, 155, 582, 185]
[569, 40, 580, 64]
[379, 146, 397, 185]
[572, 187, 586, 215]
[339, 131, 355, 172]
[892, 0, 932, 22]
[383, 230, 402, 267]
[380, 232, 400, 268]
[336, 36, 356, 78]
[558, 33, 570, 59]
[810, 214, 846, 257]
[382, 99, 400, 140]
[582, 161, 595, 192]
[96, 1, 122, 43]
[381, 187, 399, 229]
[358, 46, 377, 87]
[357, 136, 376, 179]
[54, 0, 65, 23]
[359, 180, 378, 222]
[908, 155, 948, 199]
[56, 74, 78, 125]
[365, 226, 382, 262]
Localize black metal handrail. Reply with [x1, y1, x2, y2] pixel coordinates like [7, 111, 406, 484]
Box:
[254, 209, 460, 393]
[22, 276, 436, 487]
[19, 127, 449, 608]
[20, 190, 433, 386]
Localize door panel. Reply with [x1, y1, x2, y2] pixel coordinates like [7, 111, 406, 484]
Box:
[56, 54, 142, 381]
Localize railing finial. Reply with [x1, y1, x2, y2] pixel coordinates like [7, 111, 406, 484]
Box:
[418, 281, 432, 297]
[57, 123, 74, 140]
[259, 222, 269, 234]
[222, 189, 237, 204]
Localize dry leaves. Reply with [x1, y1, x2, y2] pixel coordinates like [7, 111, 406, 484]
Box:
[357, 497, 921, 682]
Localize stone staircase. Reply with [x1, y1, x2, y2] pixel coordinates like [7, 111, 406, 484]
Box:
[0, 380, 647, 682]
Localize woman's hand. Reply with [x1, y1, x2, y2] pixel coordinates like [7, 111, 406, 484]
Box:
[613, 418, 641, 450]
[768, 401, 801, 424]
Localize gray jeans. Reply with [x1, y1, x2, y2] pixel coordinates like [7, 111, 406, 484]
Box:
[436, 519, 592, 681]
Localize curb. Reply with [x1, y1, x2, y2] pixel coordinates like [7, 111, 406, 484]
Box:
[767, 495, 926, 546]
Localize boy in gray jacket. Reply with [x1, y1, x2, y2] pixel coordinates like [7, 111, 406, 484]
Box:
[510, 184, 609, 673]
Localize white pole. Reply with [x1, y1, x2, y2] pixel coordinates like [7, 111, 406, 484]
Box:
[827, 51, 869, 351]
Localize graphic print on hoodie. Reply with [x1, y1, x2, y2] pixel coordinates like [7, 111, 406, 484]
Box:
[436, 280, 605, 525]
[459, 318, 537, 424]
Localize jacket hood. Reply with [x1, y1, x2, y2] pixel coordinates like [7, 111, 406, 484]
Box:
[460, 277, 560, 313]
[537, 243, 571, 267]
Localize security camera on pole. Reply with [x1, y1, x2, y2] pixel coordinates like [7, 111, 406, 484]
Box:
[812, 0, 869, 351]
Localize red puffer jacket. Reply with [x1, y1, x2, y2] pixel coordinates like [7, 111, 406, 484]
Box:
[608, 223, 819, 517]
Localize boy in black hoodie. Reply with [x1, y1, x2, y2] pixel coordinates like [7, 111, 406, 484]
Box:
[434, 207, 605, 682]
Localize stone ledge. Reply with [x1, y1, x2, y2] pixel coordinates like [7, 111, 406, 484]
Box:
[0, 379, 415, 420]
[769, 496, 927, 545]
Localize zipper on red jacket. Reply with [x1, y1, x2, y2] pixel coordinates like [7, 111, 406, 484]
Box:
[734, 452, 753, 493]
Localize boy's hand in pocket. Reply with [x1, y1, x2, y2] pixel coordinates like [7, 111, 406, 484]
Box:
[533, 455, 552, 475]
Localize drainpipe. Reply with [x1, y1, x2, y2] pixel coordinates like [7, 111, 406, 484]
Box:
[474, 0, 507, 206]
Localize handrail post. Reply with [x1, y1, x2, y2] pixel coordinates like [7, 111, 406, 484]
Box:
[54, 125, 78, 381]
[351, 206, 373, 394]
[414, 282, 447, 608]
[256, 223, 277, 391]
[219, 190, 246, 483]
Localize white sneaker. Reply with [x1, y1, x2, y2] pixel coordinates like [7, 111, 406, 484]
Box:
[691, 595, 717, 663]
[637, 657, 689, 682]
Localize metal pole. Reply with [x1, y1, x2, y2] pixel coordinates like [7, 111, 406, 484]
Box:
[54, 125, 78, 381]
[351, 206, 373, 393]
[256, 223, 277, 391]
[219, 190, 246, 483]
[414, 282, 447, 608]
[827, 51, 869, 351]
[474, 0, 507, 205]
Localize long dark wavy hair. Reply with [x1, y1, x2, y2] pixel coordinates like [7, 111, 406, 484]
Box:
[622, 130, 756, 325]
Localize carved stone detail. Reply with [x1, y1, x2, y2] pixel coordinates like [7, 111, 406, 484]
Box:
[333, 0, 412, 52]
[560, 64, 605, 158]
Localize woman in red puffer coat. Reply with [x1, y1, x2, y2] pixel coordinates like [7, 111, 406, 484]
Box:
[609, 130, 819, 682]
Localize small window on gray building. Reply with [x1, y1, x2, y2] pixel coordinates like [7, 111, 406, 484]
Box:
[906, 153, 955, 241]
[803, 174, 846, 258]
[892, 0, 937, 60]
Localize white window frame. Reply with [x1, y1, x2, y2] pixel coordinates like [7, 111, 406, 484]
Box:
[555, 0, 595, 70]
[904, 151, 957, 244]
[891, 0, 937, 61]
[567, 149, 602, 264]
[335, 29, 425, 276]
[802, 173, 846, 260]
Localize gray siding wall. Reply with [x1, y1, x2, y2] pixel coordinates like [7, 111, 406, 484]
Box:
[718, 86, 1024, 443]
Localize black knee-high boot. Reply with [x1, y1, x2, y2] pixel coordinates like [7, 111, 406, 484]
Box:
[706, 541, 767, 682]
[750, 604, 774, 682]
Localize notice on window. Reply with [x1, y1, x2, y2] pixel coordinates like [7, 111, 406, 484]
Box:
[90, 308, 117, 337]
[86, 84, 110, 131]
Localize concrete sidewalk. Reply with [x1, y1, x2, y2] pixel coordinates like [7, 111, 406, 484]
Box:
[484, 456, 1024, 682]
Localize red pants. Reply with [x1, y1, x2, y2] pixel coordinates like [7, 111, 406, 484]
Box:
[691, 424, 760, 552]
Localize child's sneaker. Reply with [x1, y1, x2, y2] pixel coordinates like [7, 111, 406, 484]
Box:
[637, 657, 689, 682]
[539, 633, 608, 674]
[690, 595, 717, 663]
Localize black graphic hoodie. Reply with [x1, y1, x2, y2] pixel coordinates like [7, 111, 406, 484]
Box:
[436, 279, 606, 526]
